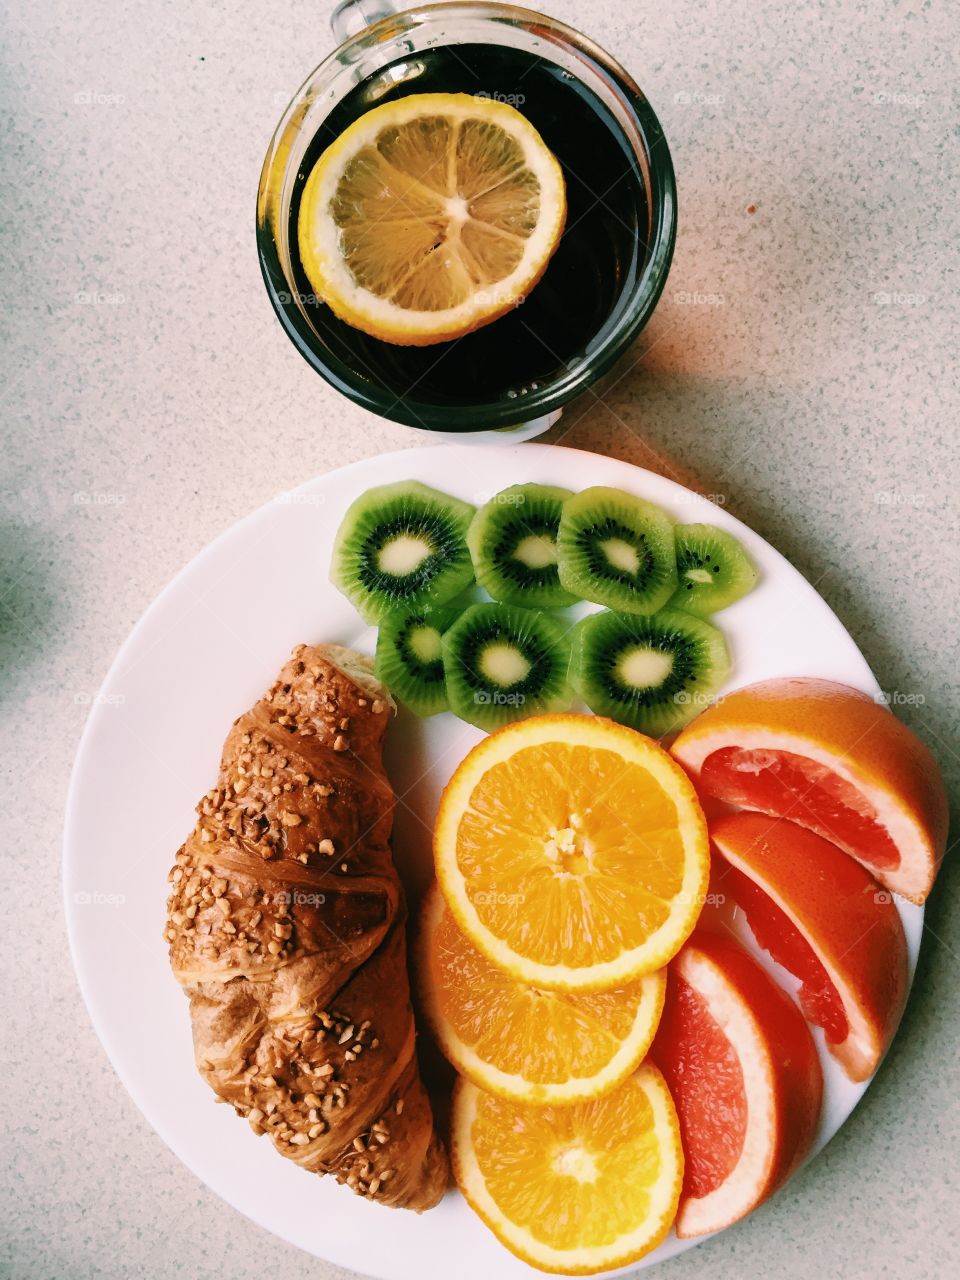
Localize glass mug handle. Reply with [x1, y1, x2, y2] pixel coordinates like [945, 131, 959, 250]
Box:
[330, 0, 396, 42]
[325, 0, 562, 442]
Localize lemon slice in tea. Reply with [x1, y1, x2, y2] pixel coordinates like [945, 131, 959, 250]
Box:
[298, 93, 566, 346]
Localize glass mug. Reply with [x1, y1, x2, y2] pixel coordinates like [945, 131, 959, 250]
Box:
[257, 1, 677, 441]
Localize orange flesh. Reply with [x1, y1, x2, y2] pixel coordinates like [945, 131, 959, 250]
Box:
[723, 864, 850, 1044]
[471, 1082, 664, 1250]
[457, 743, 685, 967]
[653, 975, 746, 1199]
[699, 746, 900, 871]
[431, 900, 646, 1082]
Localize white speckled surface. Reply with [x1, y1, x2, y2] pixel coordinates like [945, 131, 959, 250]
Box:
[2, 0, 958, 1276]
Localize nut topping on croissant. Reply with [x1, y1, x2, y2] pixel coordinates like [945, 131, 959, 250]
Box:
[165, 643, 447, 1210]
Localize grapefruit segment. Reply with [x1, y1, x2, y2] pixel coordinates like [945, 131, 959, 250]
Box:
[652, 931, 822, 1238]
[671, 677, 949, 903]
[711, 811, 909, 1081]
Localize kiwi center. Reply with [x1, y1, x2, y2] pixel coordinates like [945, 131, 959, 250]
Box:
[513, 534, 558, 570]
[618, 647, 674, 689]
[600, 537, 641, 575]
[479, 642, 531, 686]
[378, 533, 434, 577]
[685, 568, 714, 584]
[407, 624, 443, 665]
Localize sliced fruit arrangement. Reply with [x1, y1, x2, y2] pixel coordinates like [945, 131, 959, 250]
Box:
[669, 522, 759, 614]
[467, 483, 578, 608]
[374, 605, 456, 716]
[671, 676, 949, 902]
[330, 478, 759, 734]
[417, 884, 666, 1104]
[442, 602, 573, 730]
[451, 1066, 683, 1274]
[711, 811, 908, 1081]
[434, 713, 709, 990]
[570, 607, 730, 737]
[556, 486, 678, 615]
[298, 93, 567, 346]
[331, 479, 475, 622]
[651, 931, 823, 1239]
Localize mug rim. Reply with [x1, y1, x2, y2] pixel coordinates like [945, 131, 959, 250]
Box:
[256, 1, 678, 432]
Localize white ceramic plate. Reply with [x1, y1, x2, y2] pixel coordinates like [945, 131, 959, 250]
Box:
[64, 444, 921, 1279]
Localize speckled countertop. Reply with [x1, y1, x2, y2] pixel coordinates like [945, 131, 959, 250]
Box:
[2, 0, 958, 1276]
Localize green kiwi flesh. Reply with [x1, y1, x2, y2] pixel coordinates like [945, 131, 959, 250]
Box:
[331, 480, 475, 622]
[467, 484, 578, 608]
[442, 603, 573, 731]
[668, 524, 759, 614]
[557, 486, 677, 615]
[570, 607, 730, 737]
[375, 606, 457, 716]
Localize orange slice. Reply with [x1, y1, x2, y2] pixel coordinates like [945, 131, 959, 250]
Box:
[452, 1065, 683, 1274]
[671, 677, 948, 903]
[651, 931, 822, 1238]
[434, 714, 710, 992]
[416, 884, 666, 1104]
[298, 93, 566, 346]
[711, 811, 908, 1080]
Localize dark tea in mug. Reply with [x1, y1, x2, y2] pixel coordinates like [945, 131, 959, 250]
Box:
[287, 44, 648, 411]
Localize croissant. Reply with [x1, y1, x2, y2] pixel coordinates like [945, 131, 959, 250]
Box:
[165, 643, 448, 1210]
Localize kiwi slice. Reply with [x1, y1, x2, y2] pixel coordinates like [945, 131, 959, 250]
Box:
[570, 607, 730, 737]
[442, 603, 573, 731]
[467, 484, 578, 608]
[668, 524, 759, 614]
[375, 606, 456, 716]
[331, 480, 475, 622]
[557, 487, 677, 615]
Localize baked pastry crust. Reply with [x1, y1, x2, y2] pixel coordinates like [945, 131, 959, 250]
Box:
[165, 643, 448, 1210]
